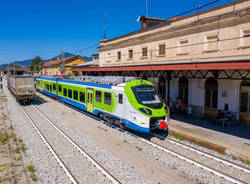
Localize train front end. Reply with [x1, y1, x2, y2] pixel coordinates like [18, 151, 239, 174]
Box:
[124, 80, 168, 133]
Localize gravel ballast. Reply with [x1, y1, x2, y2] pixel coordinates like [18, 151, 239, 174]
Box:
[4, 82, 70, 184]
[36, 92, 246, 184]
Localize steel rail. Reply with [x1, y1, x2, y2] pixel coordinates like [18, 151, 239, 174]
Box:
[32, 105, 121, 184]
[19, 105, 79, 184]
[59, 102, 248, 184]
[150, 132, 250, 174]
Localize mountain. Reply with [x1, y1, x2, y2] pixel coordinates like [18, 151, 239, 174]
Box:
[12, 59, 32, 66]
[0, 52, 92, 68]
[43, 52, 75, 62]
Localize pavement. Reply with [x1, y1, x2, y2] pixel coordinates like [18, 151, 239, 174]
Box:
[168, 115, 250, 161]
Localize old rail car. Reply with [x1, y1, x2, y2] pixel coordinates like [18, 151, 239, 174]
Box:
[36, 76, 168, 133]
[7, 75, 35, 103]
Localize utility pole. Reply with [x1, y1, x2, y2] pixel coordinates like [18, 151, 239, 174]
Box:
[13, 64, 15, 76]
[8, 64, 10, 75]
[104, 14, 107, 39]
[61, 50, 65, 78]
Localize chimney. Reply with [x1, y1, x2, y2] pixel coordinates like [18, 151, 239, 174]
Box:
[100, 39, 108, 47]
[138, 16, 168, 29]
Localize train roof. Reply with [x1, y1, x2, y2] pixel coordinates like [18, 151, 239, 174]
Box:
[37, 75, 139, 86]
[8, 74, 34, 78]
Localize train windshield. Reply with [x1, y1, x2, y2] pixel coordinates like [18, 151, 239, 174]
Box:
[132, 85, 163, 109]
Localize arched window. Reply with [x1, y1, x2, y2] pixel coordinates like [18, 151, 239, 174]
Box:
[205, 78, 218, 109]
[240, 79, 250, 125]
[179, 78, 188, 105]
[158, 76, 166, 101]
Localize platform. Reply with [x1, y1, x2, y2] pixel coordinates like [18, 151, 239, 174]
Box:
[168, 116, 250, 161]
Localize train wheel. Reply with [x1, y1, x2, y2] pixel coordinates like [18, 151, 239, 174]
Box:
[117, 119, 126, 129]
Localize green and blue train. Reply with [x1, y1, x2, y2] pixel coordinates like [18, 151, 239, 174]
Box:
[36, 76, 168, 133]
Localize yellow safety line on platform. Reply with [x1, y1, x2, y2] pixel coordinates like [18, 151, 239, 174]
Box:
[169, 126, 250, 154]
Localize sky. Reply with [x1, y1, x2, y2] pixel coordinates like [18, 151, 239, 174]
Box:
[0, 0, 235, 64]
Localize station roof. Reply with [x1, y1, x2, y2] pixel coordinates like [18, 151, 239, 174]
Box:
[72, 60, 250, 72]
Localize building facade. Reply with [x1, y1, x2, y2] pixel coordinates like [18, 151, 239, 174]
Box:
[74, 0, 250, 125]
[42, 56, 87, 76]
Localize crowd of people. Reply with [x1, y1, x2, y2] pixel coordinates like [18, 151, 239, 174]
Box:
[167, 98, 234, 126]
[168, 97, 192, 118]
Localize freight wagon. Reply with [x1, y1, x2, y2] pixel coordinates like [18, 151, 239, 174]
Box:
[7, 75, 35, 103]
[36, 76, 168, 133]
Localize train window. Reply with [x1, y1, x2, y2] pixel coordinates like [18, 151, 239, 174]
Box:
[73, 90, 78, 100]
[104, 92, 111, 105]
[53, 84, 56, 91]
[80, 92, 85, 103]
[63, 88, 67, 96]
[68, 89, 72, 98]
[58, 85, 62, 92]
[49, 85, 52, 92]
[95, 91, 102, 103]
[118, 94, 123, 104]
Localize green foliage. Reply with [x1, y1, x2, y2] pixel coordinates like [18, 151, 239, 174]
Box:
[27, 165, 37, 181]
[27, 165, 35, 172]
[72, 71, 82, 76]
[30, 56, 44, 73]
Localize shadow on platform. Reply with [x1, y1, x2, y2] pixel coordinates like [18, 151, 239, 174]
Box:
[171, 114, 250, 140]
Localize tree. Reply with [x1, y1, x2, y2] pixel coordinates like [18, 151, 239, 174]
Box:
[72, 71, 82, 76]
[30, 56, 44, 73]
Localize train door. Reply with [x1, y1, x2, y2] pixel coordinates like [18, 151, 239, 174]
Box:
[87, 89, 94, 113]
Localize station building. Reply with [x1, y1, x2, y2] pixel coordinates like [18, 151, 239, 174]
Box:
[73, 0, 250, 126]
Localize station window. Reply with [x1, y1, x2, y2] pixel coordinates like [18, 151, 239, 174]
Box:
[177, 39, 189, 55]
[128, 49, 133, 59]
[117, 51, 121, 60]
[53, 84, 56, 91]
[95, 91, 102, 103]
[118, 94, 123, 104]
[63, 88, 67, 96]
[58, 85, 62, 92]
[79, 92, 85, 103]
[104, 92, 111, 105]
[240, 28, 250, 48]
[73, 90, 78, 100]
[204, 35, 218, 52]
[68, 89, 72, 98]
[142, 47, 148, 57]
[159, 44, 166, 55]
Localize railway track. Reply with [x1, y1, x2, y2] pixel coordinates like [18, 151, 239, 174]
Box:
[61, 102, 250, 184]
[19, 104, 121, 184]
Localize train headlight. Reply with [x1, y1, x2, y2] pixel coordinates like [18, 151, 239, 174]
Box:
[139, 108, 152, 115]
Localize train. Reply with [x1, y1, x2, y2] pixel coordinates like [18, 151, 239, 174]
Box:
[7, 75, 36, 103]
[36, 76, 168, 133]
